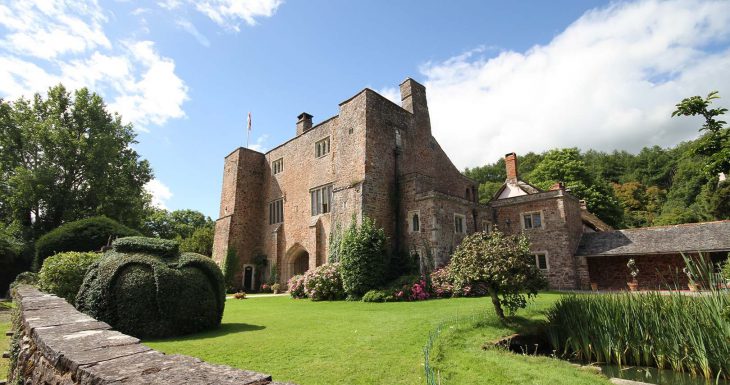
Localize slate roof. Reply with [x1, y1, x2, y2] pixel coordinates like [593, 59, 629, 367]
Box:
[576, 220, 730, 257]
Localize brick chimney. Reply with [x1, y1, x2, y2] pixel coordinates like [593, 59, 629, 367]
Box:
[296, 112, 313, 136]
[505, 152, 518, 182]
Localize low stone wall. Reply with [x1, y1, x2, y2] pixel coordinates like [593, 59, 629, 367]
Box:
[9, 285, 296, 385]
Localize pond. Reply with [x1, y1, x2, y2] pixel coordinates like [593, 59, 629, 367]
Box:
[600, 365, 730, 385]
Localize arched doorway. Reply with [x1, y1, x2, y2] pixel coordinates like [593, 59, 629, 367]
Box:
[284, 244, 310, 281]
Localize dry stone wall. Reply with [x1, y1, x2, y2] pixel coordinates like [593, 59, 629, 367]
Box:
[8, 285, 295, 385]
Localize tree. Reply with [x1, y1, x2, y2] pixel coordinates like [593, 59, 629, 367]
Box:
[339, 216, 387, 298]
[448, 230, 545, 322]
[527, 148, 624, 227]
[672, 91, 729, 177]
[179, 224, 215, 256]
[0, 85, 152, 240]
[142, 208, 212, 240]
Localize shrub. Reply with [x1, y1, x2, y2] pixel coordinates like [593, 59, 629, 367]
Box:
[288, 274, 306, 299]
[362, 289, 394, 302]
[10, 271, 38, 290]
[38, 251, 100, 303]
[222, 247, 241, 293]
[392, 276, 430, 301]
[449, 229, 545, 321]
[75, 236, 225, 338]
[34, 216, 140, 270]
[430, 267, 454, 298]
[303, 263, 345, 301]
[271, 283, 281, 293]
[722, 257, 730, 281]
[233, 292, 246, 299]
[339, 216, 387, 298]
[0, 232, 30, 296]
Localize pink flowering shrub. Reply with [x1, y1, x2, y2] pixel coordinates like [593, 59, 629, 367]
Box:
[288, 274, 307, 299]
[430, 267, 454, 298]
[261, 283, 271, 293]
[303, 263, 346, 301]
[409, 279, 430, 301]
[390, 275, 430, 301]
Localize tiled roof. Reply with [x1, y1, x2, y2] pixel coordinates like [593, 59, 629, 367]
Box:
[576, 220, 730, 257]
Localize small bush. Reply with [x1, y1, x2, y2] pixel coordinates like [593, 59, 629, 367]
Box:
[288, 274, 306, 299]
[76, 236, 225, 338]
[233, 292, 246, 299]
[303, 263, 345, 301]
[339, 216, 387, 298]
[34, 216, 140, 270]
[38, 251, 100, 303]
[430, 267, 454, 298]
[271, 283, 281, 293]
[112, 236, 178, 257]
[362, 289, 394, 302]
[10, 271, 38, 290]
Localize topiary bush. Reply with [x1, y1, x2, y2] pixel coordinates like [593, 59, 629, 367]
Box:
[303, 263, 345, 301]
[339, 216, 387, 299]
[288, 274, 306, 299]
[34, 216, 140, 270]
[362, 289, 394, 303]
[75, 236, 225, 338]
[38, 251, 100, 303]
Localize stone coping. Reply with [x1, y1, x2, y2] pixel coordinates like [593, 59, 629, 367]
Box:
[11, 285, 296, 385]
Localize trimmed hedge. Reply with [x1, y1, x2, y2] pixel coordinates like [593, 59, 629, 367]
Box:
[38, 251, 100, 303]
[76, 236, 225, 338]
[111, 236, 178, 257]
[362, 289, 395, 303]
[34, 216, 140, 270]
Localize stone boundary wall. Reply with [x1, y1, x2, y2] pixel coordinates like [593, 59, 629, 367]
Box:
[9, 285, 296, 385]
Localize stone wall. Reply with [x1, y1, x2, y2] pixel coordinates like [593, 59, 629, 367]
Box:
[8, 286, 295, 385]
[586, 254, 689, 290]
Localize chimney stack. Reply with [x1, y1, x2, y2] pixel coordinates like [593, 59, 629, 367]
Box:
[296, 112, 313, 136]
[505, 152, 519, 182]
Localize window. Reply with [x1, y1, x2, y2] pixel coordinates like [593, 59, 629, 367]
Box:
[532, 253, 549, 271]
[482, 220, 492, 233]
[408, 211, 420, 233]
[269, 198, 283, 225]
[272, 158, 283, 174]
[310, 184, 333, 215]
[454, 214, 466, 234]
[315, 137, 330, 157]
[522, 211, 543, 229]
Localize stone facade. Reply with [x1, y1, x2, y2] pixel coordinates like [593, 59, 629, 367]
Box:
[213, 78, 730, 291]
[9, 286, 295, 385]
[213, 78, 483, 289]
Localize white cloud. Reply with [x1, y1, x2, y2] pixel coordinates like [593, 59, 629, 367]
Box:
[420, 0, 730, 169]
[0, 0, 188, 132]
[176, 19, 211, 47]
[249, 134, 269, 153]
[192, 0, 283, 31]
[145, 179, 173, 209]
[378, 86, 401, 105]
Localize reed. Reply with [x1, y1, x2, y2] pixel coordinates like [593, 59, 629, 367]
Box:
[547, 291, 730, 379]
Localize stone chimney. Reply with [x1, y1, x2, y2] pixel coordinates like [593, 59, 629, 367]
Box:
[296, 112, 313, 136]
[399, 78, 432, 135]
[505, 152, 518, 183]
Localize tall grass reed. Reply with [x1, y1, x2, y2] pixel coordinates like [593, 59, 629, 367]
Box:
[547, 254, 730, 379]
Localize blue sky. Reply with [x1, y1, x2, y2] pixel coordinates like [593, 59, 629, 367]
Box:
[1, 0, 729, 219]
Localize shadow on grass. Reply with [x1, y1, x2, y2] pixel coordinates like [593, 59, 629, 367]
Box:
[146, 323, 266, 343]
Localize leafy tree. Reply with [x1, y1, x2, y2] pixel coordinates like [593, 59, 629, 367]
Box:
[527, 148, 624, 227]
[672, 91, 729, 177]
[0, 85, 152, 240]
[179, 224, 215, 256]
[142, 208, 211, 240]
[448, 230, 545, 322]
[339, 216, 387, 298]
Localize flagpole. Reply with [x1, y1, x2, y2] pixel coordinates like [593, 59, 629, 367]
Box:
[246, 112, 251, 149]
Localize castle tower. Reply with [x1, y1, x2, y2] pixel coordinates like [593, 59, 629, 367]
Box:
[212, 148, 266, 275]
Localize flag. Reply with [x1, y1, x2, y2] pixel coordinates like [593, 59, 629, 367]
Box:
[247, 112, 252, 131]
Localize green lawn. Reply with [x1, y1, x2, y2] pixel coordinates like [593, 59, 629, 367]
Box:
[146, 294, 609, 385]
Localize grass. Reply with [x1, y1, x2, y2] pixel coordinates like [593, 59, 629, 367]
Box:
[1, 300, 11, 379]
[146, 294, 609, 385]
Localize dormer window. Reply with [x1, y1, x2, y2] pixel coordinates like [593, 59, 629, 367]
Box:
[315, 137, 330, 157]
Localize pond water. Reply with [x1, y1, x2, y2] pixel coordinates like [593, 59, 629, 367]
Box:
[600, 365, 730, 385]
[500, 334, 728, 385]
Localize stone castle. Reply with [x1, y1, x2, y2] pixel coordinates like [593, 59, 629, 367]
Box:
[213, 78, 730, 291]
